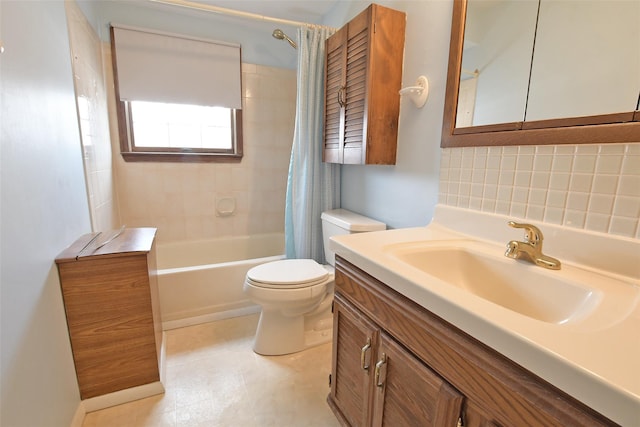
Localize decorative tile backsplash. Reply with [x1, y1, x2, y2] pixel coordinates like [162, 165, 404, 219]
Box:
[439, 144, 640, 239]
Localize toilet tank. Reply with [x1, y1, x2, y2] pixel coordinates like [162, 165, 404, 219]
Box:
[321, 209, 386, 266]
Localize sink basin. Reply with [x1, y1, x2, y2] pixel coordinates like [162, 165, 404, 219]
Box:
[386, 242, 600, 324]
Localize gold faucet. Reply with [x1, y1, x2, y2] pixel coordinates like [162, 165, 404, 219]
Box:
[504, 221, 561, 270]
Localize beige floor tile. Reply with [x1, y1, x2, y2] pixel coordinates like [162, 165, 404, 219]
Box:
[82, 314, 340, 427]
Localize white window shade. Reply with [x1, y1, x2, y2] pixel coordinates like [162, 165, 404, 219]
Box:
[111, 25, 242, 109]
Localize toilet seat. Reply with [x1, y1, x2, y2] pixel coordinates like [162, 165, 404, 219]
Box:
[246, 259, 330, 289]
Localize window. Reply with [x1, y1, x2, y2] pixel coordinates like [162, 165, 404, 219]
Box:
[121, 101, 242, 160]
[111, 25, 243, 162]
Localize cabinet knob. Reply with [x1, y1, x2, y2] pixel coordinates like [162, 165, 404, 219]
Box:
[361, 337, 372, 370]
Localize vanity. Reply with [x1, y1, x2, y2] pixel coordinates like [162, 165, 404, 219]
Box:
[327, 205, 639, 426]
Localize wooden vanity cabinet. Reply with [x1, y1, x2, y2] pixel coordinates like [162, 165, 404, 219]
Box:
[323, 4, 406, 165]
[55, 227, 162, 400]
[331, 294, 463, 427]
[328, 256, 617, 427]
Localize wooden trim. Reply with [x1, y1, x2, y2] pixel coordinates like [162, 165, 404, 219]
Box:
[120, 151, 243, 163]
[453, 121, 523, 135]
[443, 120, 640, 148]
[521, 112, 635, 130]
[441, 0, 640, 148]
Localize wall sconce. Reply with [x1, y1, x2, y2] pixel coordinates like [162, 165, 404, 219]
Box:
[399, 75, 429, 108]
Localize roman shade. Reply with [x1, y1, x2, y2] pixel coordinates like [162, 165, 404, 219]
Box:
[111, 24, 242, 109]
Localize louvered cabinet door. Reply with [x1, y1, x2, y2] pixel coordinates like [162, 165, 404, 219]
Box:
[322, 4, 405, 165]
[324, 26, 347, 163]
[342, 9, 369, 164]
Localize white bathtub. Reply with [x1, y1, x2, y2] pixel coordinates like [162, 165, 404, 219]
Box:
[156, 233, 284, 330]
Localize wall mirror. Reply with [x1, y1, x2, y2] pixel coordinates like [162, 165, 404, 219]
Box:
[441, 0, 640, 148]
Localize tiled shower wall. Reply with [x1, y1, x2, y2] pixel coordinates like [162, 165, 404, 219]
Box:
[439, 143, 640, 239]
[105, 58, 296, 243]
[66, 1, 119, 232]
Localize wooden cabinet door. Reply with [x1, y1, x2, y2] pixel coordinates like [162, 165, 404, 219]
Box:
[323, 4, 405, 165]
[330, 295, 379, 427]
[323, 12, 368, 165]
[324, 25, 347, 164]
[342, 9, 369, 164]
[372, 332, 464, 427]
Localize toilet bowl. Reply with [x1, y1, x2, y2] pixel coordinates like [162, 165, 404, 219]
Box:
[243, 259, 334, 355]
[244, 209, 386, 356]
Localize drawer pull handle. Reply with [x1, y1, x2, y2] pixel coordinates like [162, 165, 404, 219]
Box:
[360, 337, 372, 370]
[374, 353, 387, 387]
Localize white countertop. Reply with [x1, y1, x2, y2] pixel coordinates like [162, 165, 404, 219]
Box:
[330, 205, 640, 426]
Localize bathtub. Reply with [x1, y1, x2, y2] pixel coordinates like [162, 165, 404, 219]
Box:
[156, 233, 285, 330]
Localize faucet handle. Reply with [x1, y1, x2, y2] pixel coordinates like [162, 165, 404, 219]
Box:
[508, 221, 543, 245]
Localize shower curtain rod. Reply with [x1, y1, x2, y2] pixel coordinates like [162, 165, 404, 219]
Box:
[149, 0, 337, 30]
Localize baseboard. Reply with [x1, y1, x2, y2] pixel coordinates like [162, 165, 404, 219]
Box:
[82, 381, 165, 413]
[69, 401, 86, 427]
[162, 304, 260, 330]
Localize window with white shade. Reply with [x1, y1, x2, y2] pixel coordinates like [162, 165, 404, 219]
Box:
[110, 25, 243, 161]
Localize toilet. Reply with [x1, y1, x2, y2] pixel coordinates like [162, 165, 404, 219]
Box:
[243, 209, 386, 355]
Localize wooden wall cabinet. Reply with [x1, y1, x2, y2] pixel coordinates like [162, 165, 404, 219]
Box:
[328, 256, 617, 427]
[55, 227, 162, 400]
[323, 4, 406, 165]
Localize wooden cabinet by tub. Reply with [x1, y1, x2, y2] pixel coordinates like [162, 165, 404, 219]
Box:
[323, 4, 406, 165]
[55, 227, 162, 400]
[328, 256, 617, 427]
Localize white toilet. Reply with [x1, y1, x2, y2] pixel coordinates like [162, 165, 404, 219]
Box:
[243, 209, 386, 355]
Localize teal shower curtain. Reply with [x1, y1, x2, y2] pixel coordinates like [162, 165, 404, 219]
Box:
[284, 26, 340, 263]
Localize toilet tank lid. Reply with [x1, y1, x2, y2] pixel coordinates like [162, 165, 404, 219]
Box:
[321, 209, 386, 232]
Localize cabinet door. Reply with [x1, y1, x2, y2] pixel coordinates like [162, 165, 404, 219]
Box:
[330, 296, 379, 426]
[324, 25, 347, 164]
[372, 332, 463, 427]
[342, 9, 370, 165]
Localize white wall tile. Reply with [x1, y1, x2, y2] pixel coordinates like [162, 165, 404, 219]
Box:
[113, 63, 296, 243]
[544, 207, 564, 225]
[439, 143, 640, 239]
[618, 175, 640, 197]
[549, 172, 570, 190]
[585, 213, 610, 233]
[592, 174, 618, 194]
[564, 210, 586, 228]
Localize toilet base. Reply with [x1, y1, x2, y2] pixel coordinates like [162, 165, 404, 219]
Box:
[252, 308, 333, 356]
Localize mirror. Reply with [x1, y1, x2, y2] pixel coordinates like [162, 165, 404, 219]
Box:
[526, 0, 639, 121]
[458, 0, 538, 128]
[442, 0, 640, 148]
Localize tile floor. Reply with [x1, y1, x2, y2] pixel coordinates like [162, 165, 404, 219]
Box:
[82, 314, 341, 427]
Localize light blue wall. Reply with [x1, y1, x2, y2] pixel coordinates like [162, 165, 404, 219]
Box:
[1, 1, 92, 425]
[323, 1, 453, 229]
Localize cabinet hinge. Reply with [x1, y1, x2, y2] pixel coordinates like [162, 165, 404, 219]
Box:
[331, 301, 334, 313]
[328, 374, 332, 387]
